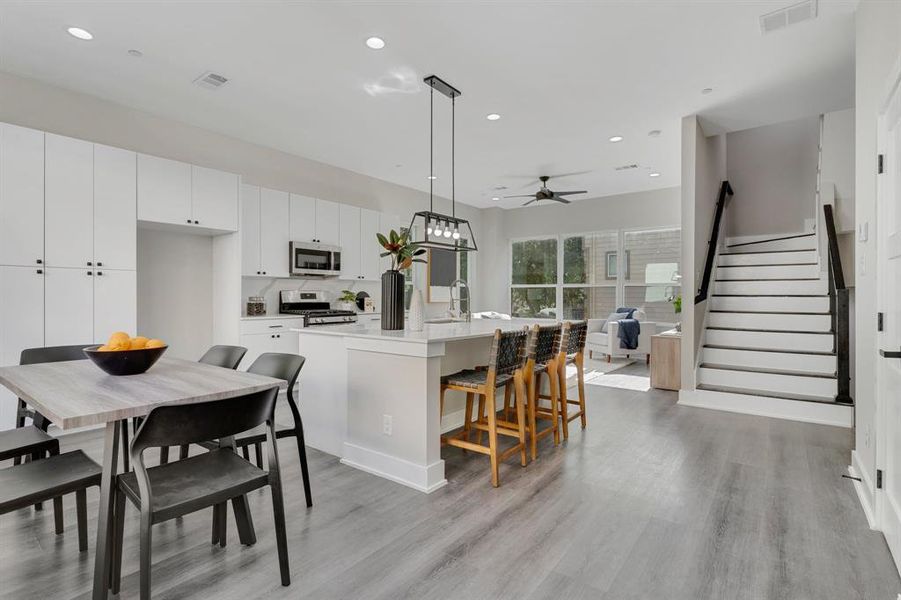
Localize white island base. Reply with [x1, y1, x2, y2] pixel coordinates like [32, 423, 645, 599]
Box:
[294, 319, 545, 492]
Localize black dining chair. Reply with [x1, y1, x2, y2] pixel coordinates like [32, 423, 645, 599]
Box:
[1, 344, 90, 527]
[234, 353, 311, 508]
[167, 345, 249, 463]
[111, 387, 290, 599]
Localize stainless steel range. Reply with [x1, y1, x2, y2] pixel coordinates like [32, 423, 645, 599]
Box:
[279, 290, 357, 326]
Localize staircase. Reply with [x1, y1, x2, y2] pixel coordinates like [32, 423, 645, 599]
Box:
[690, 231, 854, 427]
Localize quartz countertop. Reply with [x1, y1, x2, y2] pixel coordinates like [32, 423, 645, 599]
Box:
[240, 314, 305, 321]
[293, 318, 548, 344]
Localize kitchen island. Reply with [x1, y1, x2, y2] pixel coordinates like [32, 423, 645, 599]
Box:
[294, 318, 547, 492]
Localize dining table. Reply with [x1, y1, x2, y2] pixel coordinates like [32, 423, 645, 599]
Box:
[0, 356, 285, 600]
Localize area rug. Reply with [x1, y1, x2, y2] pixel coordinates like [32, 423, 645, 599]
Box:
[579, 358, 652, 392]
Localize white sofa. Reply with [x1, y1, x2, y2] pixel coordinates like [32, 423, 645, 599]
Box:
[586, 310, 655, 363]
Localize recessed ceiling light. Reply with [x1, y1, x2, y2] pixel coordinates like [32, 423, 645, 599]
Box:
[609, 135, 624, 143]
[491, 196, 500, 201]
[701, 87, 713, 95]
[366, 37, 386, 50]
[486, 113, 501, 121]
[649, 172, 661, 178]
[648, 130, 661, 137]
[67, 27, 93, 40]
[427, 175, 437, 180]
[127, 49, 143, 58]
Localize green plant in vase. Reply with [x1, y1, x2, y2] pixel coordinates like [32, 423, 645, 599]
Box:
[376, 229, 426, 330]
[670, 294, 682, 332]
[337, 289, 357, 311]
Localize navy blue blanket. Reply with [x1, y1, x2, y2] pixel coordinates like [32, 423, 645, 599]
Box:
[617, 319, 641, 349]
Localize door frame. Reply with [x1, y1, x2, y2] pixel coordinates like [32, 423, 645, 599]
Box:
[874, 53, 901, 576]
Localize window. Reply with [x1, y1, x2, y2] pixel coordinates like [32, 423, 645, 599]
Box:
[510, 238, 557, 318]
[509, 227, 681, 324]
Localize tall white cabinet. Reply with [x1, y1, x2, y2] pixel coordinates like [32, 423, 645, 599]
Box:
[0, 124, 44, 268]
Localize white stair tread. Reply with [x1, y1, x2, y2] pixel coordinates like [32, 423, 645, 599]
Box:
[707, 311, 831, 332]
[702, 346, 837, 375]
[703, 344, 835, 357]
[715, 279, 827, 295]
[710, 295, 830, 314]
[700, 363, 835, 379]
[698, 364, 837, 398]
[696, 384, 844, 405]
[718, 250, 818, 267]
[705, 329, 834, 353]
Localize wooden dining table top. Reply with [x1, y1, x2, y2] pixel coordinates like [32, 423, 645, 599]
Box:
[0, 357, 285, 430]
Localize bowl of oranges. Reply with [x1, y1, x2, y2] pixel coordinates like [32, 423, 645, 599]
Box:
[84, 332, 168, 376]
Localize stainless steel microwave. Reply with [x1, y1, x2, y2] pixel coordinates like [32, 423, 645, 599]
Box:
[289, 241, 341, 277]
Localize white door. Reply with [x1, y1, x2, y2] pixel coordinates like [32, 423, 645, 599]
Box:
[315, 199, 341, 245]
[339, 204, 361, 279]
[44, 268, 94, 346]
[191, 165, 239, 232]
[241, 184, 262, 276]
[360, 208, 382, 281]
[876, 68, 901, 575]
[289, 194, 317, 242]
[45, 134, 94, 268]
[0, 123, 44, 267]
[94, 269, 137, 343]
[94, 144, 137, 270]
[0, 266, 44, 430]
[260, 188, 290, 277]
[137, 154, 191, 226]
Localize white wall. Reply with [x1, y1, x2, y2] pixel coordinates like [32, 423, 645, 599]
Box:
[136, 229, 212, 360]
[478, 187, 681, 313]
[823, 108, 856, 233]
[853, 0, 901, 518]
[681, 115, 726, 391]
[724, 116, 820, 238]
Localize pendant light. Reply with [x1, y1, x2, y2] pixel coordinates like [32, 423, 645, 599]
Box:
[406, 75, 477, 252]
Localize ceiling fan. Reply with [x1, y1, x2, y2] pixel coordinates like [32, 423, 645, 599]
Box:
[504, 173, 588, 206]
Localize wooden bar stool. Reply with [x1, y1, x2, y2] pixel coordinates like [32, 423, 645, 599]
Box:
[505, 323, 563, 460]
[557, 321, 589, 440]
[439, 328, 529, 487]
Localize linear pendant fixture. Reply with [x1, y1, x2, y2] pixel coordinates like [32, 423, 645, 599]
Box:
[407, 75, 477, 252]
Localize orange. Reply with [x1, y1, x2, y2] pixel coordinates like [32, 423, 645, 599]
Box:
[130, 336, 149, 350]
[145, 339, 165, 349]
[97, 345, 113, 352]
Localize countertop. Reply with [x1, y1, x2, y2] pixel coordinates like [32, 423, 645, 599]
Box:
[240, 314, 304, 321]
[293, 318, 546, 344]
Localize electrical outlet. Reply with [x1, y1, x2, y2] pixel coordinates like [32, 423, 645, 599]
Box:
[382, 414, 393, 436]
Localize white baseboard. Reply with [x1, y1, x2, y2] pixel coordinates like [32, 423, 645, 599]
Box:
[341, 442, 447, 494]
[849, 451, 877, 530]
[678, 388, 853, 428]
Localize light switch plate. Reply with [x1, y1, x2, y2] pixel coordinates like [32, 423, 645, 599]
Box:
[859, 222, 869, 242]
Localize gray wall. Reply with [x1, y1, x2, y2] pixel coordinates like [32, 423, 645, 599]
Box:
[725, 116, 819, 238]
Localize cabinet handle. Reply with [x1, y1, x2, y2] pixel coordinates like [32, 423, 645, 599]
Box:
[268, 325, 283, 329]
[36, 259, 42, 265]
[86, 271, 93, 276]
[186, 219, 192, 224]
[97, 271, 103, 276]
[36, 269, 43, 275]
[263, 271, 267, 275]
[96, 262, 103, 267]
[194, 220, 200, 224]
[87, 261, 93, 266]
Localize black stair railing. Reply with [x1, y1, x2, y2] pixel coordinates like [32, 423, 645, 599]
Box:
[695, 181, 734, 304]
[823, 204, 853, 405]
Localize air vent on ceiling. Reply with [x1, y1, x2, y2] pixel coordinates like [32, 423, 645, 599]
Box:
[614, 164, 639, 171]
[193, 71, 229, 90]
[760, 0, 817, 34]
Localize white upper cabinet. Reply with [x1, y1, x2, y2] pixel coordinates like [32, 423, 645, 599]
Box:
[44, 267, 94, 347]
[93, 268, 137, 342]
[45, 134, 94, 269]
[289, 194, 316, 242]
[137, 154, 191, 226]
[360, 208, 382, 281]
[191, 165, 238, 232]
[315, 199, 340, 245]
[339, 205, 361, 280]
[241, 184, 261, 276]
[260, 188, 290, 278]
[94, 144, 137, 271]
[0, 124, 44, 267]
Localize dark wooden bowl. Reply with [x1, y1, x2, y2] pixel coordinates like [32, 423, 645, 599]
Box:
[83, 345, 168, 376]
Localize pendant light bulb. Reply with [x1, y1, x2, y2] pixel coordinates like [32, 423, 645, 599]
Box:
[452, 229, 461, 240]
[426, 218, 433, 235]
[433, 224, 442, 236]
[443, 224, 453, 238]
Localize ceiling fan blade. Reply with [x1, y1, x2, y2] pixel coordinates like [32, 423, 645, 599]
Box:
[504, 194, 537, 199]
[550, 196, 572, 204]
[546, 170, 593, 180]
[553, 190, 588, 196]
[522, 198, 537, 206]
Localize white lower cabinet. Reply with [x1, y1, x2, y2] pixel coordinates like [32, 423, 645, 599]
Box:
[238, 318, 302, 371]
[94, 269, 137, 342]
[0, 266, 44, 430]
[44, 268, 94, 346]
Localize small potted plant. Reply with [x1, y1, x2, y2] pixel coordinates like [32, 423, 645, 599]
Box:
[377, 229, 426, 330]
[337, 290, 357, 312]
[670, 294, 682, 332]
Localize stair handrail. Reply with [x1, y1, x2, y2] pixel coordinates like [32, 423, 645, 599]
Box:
[823, 203, 852, 404]
[695, 180, 734, 304]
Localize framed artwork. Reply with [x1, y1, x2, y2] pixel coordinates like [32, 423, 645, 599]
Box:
[605, 250, 630, 280]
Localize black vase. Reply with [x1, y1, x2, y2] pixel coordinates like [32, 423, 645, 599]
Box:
[381, 270, 405, 330]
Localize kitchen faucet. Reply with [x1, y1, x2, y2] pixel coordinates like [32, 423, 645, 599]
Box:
[447, 279, 471, 322]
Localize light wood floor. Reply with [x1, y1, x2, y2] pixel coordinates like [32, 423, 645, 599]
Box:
[1, 363, 899, 600]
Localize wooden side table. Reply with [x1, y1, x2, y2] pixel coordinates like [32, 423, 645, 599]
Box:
[650, 330, 681, 391]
